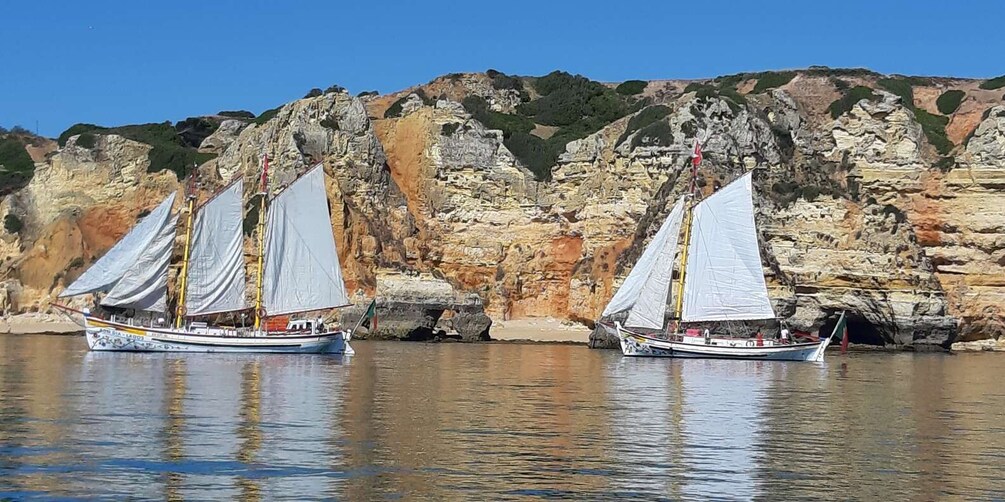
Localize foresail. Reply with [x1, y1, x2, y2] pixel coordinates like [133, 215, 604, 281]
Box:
[262, 164, 349, 316]
[681, 172, 775, 322]
[185, 179, 247, 315]
[602, 197, 686, 329]
[60, 193, 177, 298]
[101, 214, 178, 312]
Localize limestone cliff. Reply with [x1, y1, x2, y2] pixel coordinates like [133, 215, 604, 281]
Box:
[3, 68, 1005, 349]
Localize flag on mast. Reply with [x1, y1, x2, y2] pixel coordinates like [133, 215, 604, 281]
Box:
[691, 138, 703, 167]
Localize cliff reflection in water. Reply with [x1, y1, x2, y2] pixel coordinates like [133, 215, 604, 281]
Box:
[0, 335, 1004, 500]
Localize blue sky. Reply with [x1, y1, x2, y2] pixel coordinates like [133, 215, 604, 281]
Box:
[2, 0, 1003, 137]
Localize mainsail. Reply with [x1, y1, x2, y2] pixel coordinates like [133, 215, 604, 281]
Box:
[101, 214, 178, 311]
[60, 193, 177, 312]
[261, 164, 349, 316]
[184, 179, 247, 315]
[680, 172, 774, 322]
[602, 197, 687, 329]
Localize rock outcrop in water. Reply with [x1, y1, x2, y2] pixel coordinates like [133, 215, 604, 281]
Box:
[3, 68, 1005, 349]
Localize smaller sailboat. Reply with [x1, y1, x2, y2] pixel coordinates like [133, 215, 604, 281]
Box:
[600, 140, 843, 361]
[57, 157, 369, 354]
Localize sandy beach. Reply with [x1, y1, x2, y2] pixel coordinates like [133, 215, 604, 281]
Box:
[488, 317, 593, 344]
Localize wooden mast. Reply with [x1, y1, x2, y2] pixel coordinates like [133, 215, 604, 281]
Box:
[671, 138, 702, 329]
[175, 177, 197, 329]
[253, 154, 270, 330]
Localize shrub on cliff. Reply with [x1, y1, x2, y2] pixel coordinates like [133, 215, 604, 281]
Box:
[752, 71, 795, 93]
[218, 110, 255, 119]
[519, 71, 628, 127]
[616, 80, 647, 96]
[616, 105, 671, 146]
[629, 120, 674, 150]
[914, 108, 952, 155]
[254, 107, 281, 125]
[828, 86, 878, 118]
[936, 90, 965, 114]
[76, 133, 97, 149]
[461, 96, 535, 136]
[3, 214, 23, 234]
[57, 122, 216, 179]
[0, 136, 35, 194]
[979, 75, 1005, 90]
[877, 78, 914, 108]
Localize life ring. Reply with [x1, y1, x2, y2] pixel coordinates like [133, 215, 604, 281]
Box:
[177, 306, 187, 317]
[256, 307, 267, 319]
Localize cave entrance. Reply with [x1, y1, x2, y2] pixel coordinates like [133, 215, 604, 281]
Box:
[820, 311, 886, 347]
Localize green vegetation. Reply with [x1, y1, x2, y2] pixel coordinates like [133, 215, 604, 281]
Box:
[914, 108, 952, 155]
[76, 132, 97, 149]
[752, 71, 795, 93]
[827, 86, 878, 119]
[487, 69, 526, 96]
[175, 117, 219, 148]
[356, 90, 379, 97]
[57, 122, 216, 179]
[461, 96, 534, 134]
[254, 106, 281, 125]
[877, 78, 914, 107]
[384, 90, 437, 118]
[324, 84, 345, 94]
[304, 88, 323, 98]
[517, 71, 628, 127]
[805, 66, 880, 77]
[3, 214, 23, 234]
[978, 75, 1005, 90]
[630, 120, 674, 149]
[441, 123, 460, 136]
[684, 81, 746, 114]
[218, 110, 255, 119]
[0, 136, 35, 194]
[936, 90, 965, 114]
[615, 80, 647, 96]
[616, 105, 671, 146]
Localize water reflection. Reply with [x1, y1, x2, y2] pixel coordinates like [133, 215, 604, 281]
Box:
[0, 336, 1003, 500]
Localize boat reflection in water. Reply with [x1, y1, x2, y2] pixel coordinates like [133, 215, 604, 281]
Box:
[74, 352, 350, 499]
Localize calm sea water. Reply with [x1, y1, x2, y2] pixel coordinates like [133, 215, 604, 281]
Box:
[0, 335, 1003, 500]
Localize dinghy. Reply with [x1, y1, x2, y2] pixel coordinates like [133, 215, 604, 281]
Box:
[599, 141, 842, 362]
[57, 157, 370, 354]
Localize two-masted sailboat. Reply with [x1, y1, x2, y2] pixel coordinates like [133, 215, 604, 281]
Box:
[56, 157, 364, 354]
[600, 141, 843, 361]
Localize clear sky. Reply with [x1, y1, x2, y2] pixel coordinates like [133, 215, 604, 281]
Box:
[2, 0, 1003, 137]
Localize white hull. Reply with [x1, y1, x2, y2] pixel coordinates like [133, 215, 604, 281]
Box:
[613, 322, 832, 362]
[83, 316, 353, 355]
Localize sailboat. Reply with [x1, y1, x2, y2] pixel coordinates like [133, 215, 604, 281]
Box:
[600, 141, 844, 361]
[56, 157, 366, 354]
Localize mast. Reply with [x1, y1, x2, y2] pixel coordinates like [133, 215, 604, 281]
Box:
[253, 154, 270, 330]
[175, 179, 197, 328]
[671, 138, 702, 329]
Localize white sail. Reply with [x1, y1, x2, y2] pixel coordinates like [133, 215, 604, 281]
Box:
[185, 179, 247, 315]
[60, 193, 177, 298]
[101, 214, 178, 312]
[681, 172, 775, 322]
[603, 197, 686, 329]
[262, 164, 349, 316]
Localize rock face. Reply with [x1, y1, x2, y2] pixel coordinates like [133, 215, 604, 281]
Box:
[340, 272, 491, 341]
[3, 70, 1005, 348]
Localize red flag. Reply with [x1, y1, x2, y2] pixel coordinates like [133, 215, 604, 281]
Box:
[691, 139, 703, 167]
[260, 154, 270, 190]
